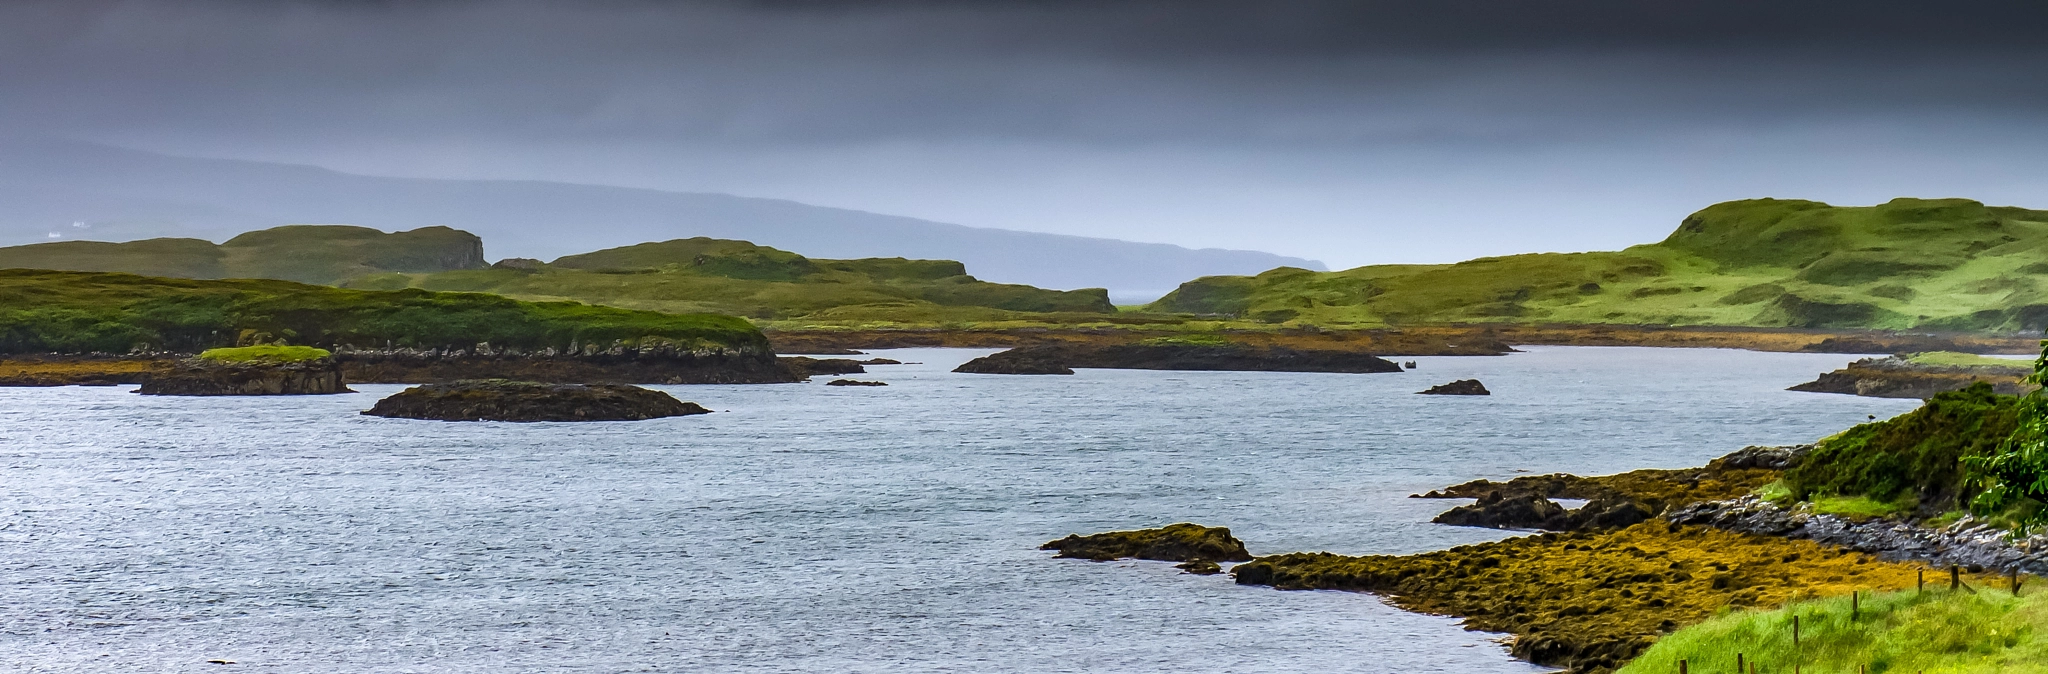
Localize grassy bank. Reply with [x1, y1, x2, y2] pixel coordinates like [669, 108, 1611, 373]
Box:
[0, 269, 768, 355]
[1621, 587, 2048, 673]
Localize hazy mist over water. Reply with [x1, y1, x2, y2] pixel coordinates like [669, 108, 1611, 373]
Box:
[0, 347, 1915, 672]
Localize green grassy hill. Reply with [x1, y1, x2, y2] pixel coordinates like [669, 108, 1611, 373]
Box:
[1150, 198, 2048, 331]
[343, 236, 1115, 321]
[0, 269, 766, 355]
[0, 225, 485, 285]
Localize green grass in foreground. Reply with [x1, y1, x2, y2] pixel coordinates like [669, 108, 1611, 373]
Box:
[1907, 352, 2035, 369]
[1621, 588, 2048, 673]
[198, 345, 332, 363]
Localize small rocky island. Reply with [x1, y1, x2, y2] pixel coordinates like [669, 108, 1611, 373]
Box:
[137, 346, 353, 396]
[362, 379, 710, 422]
[955, 341, 1401, 375]
[1040, 522, 1252, 574]
[1789, 352, 2032, 399]
[825, 379, 887, 386]
[1418, 379, 1489, 395]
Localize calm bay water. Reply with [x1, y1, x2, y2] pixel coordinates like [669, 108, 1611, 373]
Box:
[0, 346, 1919, 673]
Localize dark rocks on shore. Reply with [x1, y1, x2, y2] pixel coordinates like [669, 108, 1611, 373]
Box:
[1669, 496, 2048, 575]
[361, 380, 710, 422]
[1788, 355, 2030, 399]
[337, 347, 800, 385]
[137, 357, 352, 396]
[858, 358, 902, 365]
[1417, 379, 1489, 395]
[781, 356, 868, 378]
[1040, 523, 1253, 563]
[954, 343, 1401, 375]
[1431, 491, 1650, 531]
[826, 379, 887, 387]
[1175, 559, 1223, 575]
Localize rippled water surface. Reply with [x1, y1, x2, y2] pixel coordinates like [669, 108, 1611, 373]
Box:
[0, 346, 1919, 673]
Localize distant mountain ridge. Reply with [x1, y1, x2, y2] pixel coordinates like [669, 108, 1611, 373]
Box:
[0, 138, 1322, 298]
[0, 226, 1115, 321]
[1148, 198, 2048, 332]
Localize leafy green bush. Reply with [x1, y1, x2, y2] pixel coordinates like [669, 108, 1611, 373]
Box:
[1786, 382, 2020, 512]
[1964, 344, 2048, 532]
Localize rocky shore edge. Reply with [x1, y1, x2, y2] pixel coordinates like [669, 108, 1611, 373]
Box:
[954, 342, 1402, 374]
[1046, 444, 2027, 674]
[1788, 354, 2032, 399]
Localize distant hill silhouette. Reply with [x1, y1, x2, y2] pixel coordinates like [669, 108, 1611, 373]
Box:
[0, 139, 1322, 299]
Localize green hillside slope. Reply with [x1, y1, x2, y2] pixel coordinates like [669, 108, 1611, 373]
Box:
[0, 225, 485, 284]
[0, 269, 766, 355]
[1149, 198, 2048, 331]
[343, 237, 1115, 321]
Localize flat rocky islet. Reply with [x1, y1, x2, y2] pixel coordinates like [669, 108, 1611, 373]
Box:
[361, 380, 711, 422]
[1417, 378, 1490, 395]
[1040, 523, 1253, 563]
[1789, 352, 2034, 399]
[136, 346, 353, 396]
[825, 379, 887, 386]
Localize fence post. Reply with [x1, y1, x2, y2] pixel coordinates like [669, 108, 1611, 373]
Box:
[1918, 568, 1924, 593]
[1679, 659, 1687, 674]
[1736, 653, 1744, 674]
[1952, 566, 1961, 591]
[1852, 590, 1860, 620]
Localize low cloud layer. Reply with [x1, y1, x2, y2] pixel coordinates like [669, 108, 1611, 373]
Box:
[4, 0, 2045, 268]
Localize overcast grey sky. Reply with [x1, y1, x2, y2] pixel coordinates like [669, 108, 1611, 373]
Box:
[4, 0, 2046, 269]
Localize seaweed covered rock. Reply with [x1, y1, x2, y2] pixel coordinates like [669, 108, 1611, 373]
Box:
[1418, 379, 1490, 395]
[1231, 523, 1951, 674]
[137, 346, 351, 396]
[825, 379, 887, 387]
[1040, 523, 1253, 562]
[362, 380, 709, 422]
[1433, 492, 1569, 529]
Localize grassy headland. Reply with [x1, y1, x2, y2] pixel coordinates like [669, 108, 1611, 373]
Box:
[0, 269, 767, 355]
[1150, 198, 2048, 332]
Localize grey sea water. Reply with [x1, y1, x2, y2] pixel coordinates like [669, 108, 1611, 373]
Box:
[0, 346, 1919, 673]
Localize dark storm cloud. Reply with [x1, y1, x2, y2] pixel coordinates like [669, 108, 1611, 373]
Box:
[4, 0, 2047, 270]
[3, 0, 2045, 149]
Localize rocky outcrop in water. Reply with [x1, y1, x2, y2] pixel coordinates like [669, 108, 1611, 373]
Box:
[137, 357, 352, 396]
[826, 379, 887, 387]
[1788, 355, 2031, 399]
[334, 345, 800, 385]
[781, 357, 867, 378]
[1040, 523, 1253, 562]
[362, 380, 710, 422]
[1668, 496, 2048, 575]
[953, 348, 1074, 374]
[1418, 379, 1489, 395]
[955, 343, 1401, 375]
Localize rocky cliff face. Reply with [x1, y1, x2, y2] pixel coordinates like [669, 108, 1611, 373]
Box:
[136, 357, 352, 395]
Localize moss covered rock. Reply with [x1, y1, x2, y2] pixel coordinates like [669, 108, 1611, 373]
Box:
[1041, 523, 1253, 562]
